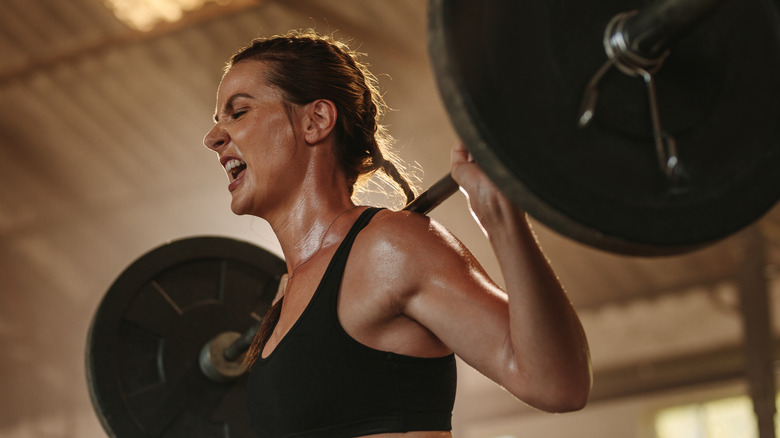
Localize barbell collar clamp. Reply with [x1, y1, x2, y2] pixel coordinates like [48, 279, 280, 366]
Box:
[199, 331, 250, 383]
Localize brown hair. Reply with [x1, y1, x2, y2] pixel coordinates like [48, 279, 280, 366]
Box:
[244, 296, 282, 366]
[232, 30, 416, 365]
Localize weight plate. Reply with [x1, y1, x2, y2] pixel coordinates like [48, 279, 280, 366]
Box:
[86, 237, 285, 437]
[429, 0, 780, 255]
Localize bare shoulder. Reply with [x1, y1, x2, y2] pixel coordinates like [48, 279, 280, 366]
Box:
[349, 209, 478, 290]
[338, 209, 474, 356]
[359, 209, 466, 256]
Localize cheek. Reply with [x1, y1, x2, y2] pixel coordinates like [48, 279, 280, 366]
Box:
[245, 116, 300, 178]
[266, 115, 301, 166]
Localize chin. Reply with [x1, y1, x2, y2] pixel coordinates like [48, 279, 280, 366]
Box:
[229, 197, 251, 216]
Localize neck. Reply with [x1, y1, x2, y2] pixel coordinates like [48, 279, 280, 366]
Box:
[257, 136, 357, 275]
[270, 198, 359, 277]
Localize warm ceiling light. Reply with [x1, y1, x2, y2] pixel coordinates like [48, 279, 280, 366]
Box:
[103, 0, 232, 31]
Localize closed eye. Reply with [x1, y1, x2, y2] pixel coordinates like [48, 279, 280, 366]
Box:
[231, 109, 248, 120]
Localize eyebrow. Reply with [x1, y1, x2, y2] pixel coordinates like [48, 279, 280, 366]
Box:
[213, 93, 253, 122]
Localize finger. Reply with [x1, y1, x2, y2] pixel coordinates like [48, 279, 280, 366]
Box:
[451, 142, 474, 164]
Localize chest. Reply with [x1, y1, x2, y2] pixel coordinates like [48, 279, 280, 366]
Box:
[245, 240, 458, 437]
[246, 306, 457, 438]
[261, 254, 397, 358]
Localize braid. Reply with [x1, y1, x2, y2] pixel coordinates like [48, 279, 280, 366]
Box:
[244, 297, 283, 366]
[341, 50, 417, 205]
[381, 159, 416, 204]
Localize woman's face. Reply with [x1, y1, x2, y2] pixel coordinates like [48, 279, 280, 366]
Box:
[204, 60, 305, 217]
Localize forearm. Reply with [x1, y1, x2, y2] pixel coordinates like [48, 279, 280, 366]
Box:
[480, 195, 592, 412]
[449, 142, 591, 410]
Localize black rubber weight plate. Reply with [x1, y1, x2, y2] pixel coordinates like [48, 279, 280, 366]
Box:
[429, 0, 780, 255]
[86, 237, 285, 437]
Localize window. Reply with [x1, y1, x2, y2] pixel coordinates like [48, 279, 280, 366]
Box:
[102, 0, 233, 31]
[655, 394, 779, 438]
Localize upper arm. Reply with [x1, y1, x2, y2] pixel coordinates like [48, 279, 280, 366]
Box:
[364, 211, 522, 390]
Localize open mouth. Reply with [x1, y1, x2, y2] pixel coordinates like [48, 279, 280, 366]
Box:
[224, 158, 247, 181]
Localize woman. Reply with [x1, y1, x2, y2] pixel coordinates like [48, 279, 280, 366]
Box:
[204, 30, 591, 438]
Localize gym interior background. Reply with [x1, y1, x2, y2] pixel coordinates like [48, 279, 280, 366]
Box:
[0, 0, 778, 437]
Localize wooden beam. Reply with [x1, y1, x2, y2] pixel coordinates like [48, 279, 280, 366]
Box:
[737, 226, 777, 438]
[589, 345, 748, 402]
[0, 0, 262, 85]
[456, 341, 780, 425]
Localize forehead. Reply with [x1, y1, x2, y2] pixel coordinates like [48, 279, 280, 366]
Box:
[216, 60, 278, 102]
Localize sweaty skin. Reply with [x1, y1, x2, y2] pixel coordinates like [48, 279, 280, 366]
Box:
[204, 59, 592, 438]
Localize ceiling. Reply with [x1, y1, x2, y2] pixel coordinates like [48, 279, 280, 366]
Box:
[0, 0, 778, 436]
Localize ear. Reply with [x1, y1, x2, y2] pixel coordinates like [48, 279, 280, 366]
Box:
[302, 99, 337, 144]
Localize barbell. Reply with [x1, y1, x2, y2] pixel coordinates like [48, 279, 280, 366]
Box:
[87, 0, 780, 436]
[430, 0, 780, 255]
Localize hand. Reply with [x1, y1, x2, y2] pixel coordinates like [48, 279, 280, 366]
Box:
[450, 142, 524, 232]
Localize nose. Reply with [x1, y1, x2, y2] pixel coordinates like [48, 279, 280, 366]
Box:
[204, 123, 228, 151]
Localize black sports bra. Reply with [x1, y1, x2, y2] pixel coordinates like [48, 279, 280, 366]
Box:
[246, 207, 457, 438]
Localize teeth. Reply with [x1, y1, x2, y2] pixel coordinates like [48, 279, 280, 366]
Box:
[224, 159, 246, 172]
